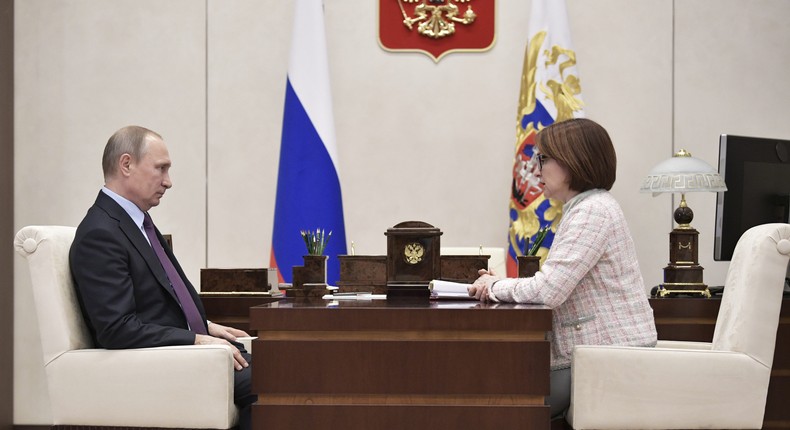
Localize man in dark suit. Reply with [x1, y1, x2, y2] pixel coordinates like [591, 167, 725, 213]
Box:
[70, 125, 254, 430]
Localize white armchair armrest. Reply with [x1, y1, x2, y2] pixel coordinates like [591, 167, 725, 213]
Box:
[569, 345, 770, 429]
[655, 339, 713, 350]
[47, 344, 237, 429]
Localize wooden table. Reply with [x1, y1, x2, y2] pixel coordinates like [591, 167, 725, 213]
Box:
[249, 299, 553, 430]
[651, 297, 790, 430]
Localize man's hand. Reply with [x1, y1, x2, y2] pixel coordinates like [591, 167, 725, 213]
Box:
[194, 332, 249, 371]
[208, 321, 250, 342]
[467, 268, 500, 302]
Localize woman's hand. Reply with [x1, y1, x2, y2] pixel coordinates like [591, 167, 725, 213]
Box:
[468, 268, 500, 302]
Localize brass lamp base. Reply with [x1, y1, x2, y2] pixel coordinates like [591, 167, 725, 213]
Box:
[657, 223, 710, 298]
[655, 283, 711, 298]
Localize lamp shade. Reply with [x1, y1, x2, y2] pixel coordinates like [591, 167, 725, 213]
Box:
[640, 149, 727, 195]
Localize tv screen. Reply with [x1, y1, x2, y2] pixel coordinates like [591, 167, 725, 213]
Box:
[714, 134, 790, 261]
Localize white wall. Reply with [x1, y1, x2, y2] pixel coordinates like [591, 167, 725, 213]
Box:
[673, 0, 790, 281]
[13, 0, 790, 424]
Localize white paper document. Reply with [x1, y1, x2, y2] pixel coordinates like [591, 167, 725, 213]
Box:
[321, 293, 387, 300]
[429, 280, 475, 300]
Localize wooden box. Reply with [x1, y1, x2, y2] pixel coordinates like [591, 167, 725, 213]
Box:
[200, 268, 273, 293]
[440, 255, 489, 282]
[337, 255, 387, 294]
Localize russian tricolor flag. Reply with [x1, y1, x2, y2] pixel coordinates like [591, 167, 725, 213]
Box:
[271, 0, 347, 285]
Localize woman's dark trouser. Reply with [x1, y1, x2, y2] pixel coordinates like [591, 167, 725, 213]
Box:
[549, 367, 571, 420]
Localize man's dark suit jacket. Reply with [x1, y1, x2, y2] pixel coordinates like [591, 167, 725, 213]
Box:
[70, 191, 207, 349]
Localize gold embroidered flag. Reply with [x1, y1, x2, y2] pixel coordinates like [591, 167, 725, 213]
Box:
[506, 0, 584, 276]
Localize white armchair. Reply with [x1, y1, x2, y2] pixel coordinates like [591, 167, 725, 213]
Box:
[568, 223, 790, 430]
[15, 225, 239, 428]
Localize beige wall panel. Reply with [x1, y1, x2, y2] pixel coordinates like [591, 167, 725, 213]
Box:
[206, 0, 291, 269]
[329, 0, 523, 257]
[567, 0, 673, 289]
[14, 0, 207, 281]
[674, 0, 790, 287]
[14, 0, 206, 423]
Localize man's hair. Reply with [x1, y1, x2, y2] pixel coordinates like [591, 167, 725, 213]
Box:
[535, 118, 617, 192]
[102, 126, 162, 180]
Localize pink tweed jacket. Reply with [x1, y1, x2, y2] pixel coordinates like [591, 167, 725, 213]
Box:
[491, 189, 657, 369]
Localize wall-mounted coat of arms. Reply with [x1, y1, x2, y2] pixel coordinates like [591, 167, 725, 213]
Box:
[379, 0, 496, 62]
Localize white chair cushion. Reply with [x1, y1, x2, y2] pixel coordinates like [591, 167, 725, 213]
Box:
[48, 345, 238, 428]
[569, 344, 770, 429]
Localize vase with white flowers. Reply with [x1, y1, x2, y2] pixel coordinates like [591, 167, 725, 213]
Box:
[292, 229, 331, 291]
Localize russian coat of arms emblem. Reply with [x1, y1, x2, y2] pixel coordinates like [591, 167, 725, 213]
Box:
[379, 0, 496, 62]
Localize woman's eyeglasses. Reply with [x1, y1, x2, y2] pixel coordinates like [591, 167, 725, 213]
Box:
[535, 154, 550, 170]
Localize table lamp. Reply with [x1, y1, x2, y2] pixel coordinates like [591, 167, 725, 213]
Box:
[640, 149, 727, 297]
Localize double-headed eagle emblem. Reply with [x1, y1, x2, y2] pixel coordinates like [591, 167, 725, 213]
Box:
[397, 0, 477, 39]
[404, 242, 425, 264]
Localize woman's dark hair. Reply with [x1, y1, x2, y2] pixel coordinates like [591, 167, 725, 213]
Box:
[535, 118, 617, 192]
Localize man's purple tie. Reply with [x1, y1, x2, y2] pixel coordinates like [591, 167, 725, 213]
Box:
[142, 213, 207, 335]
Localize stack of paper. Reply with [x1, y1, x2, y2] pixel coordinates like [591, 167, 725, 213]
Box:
[429, 280, 475, 300]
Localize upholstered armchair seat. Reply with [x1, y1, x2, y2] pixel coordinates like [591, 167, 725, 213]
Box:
[15, 225, 239, 428]
[570, 344, 771, 429]
[47, 345, 237, 428]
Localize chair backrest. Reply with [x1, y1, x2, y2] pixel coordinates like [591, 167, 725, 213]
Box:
[712, 223, 790, 367]
[14, 226, 92, 365]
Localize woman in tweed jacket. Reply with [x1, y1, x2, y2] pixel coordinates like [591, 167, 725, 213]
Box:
[469, 118, 657, 419]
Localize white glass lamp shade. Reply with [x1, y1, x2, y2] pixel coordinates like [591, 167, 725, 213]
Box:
[639, 149, 727, 196]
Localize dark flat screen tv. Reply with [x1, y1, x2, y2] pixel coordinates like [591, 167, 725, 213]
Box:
[714, 134, 790, 261]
